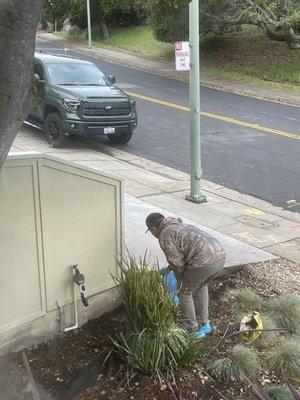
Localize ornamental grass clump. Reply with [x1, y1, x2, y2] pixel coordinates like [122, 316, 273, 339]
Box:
[110, 254, 203, 375]
[244, 381, 300, 400]
[266, 384, 295, 400]
[111, 327, 203, 375]
[208, 345, 261, 382]
[221, 288, 263, 313]
[113, 255, 177, 332]
[265, 294, 300, 333]
[267, 337, 300, 379]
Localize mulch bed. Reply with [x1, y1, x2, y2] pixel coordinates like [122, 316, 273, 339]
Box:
[7, 258, 300, 400]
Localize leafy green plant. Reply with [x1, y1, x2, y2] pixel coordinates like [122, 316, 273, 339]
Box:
[109, 253, 204, 375]
[266, 294, 300, 333]
[110, 327, 203, 374]
[266, 384, 295, 400]
[267, 337, 300, 379]
[243, 381, 300, 400]
[113, 254, 177, 332]
[208, 345, 261, 382]
[254, 313, 278, 348]
[221, 288, 263, 313]
[68, 25, 81, 37]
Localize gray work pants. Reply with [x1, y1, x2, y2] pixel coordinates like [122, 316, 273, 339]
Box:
[177, 258, 225, 332]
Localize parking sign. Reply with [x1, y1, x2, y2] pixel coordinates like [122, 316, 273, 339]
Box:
[174, 41, 190, 71]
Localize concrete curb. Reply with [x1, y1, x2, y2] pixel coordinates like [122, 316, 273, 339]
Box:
[37, 32, 300, 108]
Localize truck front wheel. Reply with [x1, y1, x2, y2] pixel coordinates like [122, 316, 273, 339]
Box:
[44, 113, 68, 148]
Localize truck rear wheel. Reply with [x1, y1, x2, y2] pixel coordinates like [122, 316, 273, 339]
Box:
[107, 130, 132, 145]
[44, 112, 68, 148]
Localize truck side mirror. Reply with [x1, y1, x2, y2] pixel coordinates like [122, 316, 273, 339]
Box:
[34, 73, 45, 83]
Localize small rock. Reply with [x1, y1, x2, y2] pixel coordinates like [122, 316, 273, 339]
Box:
[160, 384, 167, 391]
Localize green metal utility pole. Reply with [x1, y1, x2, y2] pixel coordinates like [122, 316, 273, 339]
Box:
[186, 0, 207, 204]
[86, 0, 92, 48]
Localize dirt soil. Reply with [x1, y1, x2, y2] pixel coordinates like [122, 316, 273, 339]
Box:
[5, 258, 299, 400]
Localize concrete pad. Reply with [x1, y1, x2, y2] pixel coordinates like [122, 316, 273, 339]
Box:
[206, 201, 284, 222]
[140, 193, 234, 228]
[124, 195, 277, 270]
[117, 168, 171, 185]
[214, 186, 300, 223]
[172, 190, 230, 204]
[48, 150, 113, 161]
[124, 180, 163, 198]
[264, 239, 300, 264]
[264, 220, 300, 241]
[217, 223, 288, 248]
[202, 179, 224, 191]
[76, 160, 134, 171]
[13, 136, 50, 152]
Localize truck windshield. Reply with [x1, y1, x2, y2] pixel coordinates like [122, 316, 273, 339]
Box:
[47, 63, 109, 86]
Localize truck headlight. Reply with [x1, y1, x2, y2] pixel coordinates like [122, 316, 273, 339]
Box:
[62, 98, 80, 111]
[129, 99, 136, 110]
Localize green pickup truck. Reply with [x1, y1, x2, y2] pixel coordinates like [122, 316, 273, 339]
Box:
[29, 52, 137, 147]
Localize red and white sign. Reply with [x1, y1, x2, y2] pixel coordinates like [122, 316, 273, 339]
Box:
[174, 41, 190, 71]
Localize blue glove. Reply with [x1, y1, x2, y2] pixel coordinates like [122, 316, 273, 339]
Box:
[164, 271, 180, 307]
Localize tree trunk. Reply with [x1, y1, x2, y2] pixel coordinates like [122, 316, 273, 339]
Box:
[286, 28, 300, 49]
[101, 19, 109, 40]
[261, 24, 300, 49]
[0, 0, 44, 169]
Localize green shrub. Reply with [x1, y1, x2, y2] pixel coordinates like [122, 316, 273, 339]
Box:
[256, 313, 278, 348]
[266, 294, 300, 333]
[266, 384, 294, 400]
[111, 327, 203, 374]
[113, 255, 177, 332]
[68, 25, 82, 37]
[267, 337, 300, 379]
[110, 254, 204, 375]
[221, 288, 263, 313]
[84, 26, 103, 41]
[208, 345, 261, 382]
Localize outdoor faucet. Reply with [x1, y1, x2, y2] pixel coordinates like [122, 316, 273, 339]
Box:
[73, 265, 89, 307]
[63, 264, 89, 332]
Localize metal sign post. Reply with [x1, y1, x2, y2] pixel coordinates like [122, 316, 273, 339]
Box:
[186, 0, 207, 204]
[86, 0, 92, 48]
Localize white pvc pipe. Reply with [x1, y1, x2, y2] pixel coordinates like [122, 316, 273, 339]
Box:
[64, 270, 79, 332]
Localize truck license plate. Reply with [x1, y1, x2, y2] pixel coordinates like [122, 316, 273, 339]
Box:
[104, 127, 115, 134]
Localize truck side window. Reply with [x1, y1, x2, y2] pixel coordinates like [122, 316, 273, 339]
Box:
[34, 62, 45, 81]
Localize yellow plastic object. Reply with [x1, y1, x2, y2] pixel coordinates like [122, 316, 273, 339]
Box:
[240, 311, 264, 342]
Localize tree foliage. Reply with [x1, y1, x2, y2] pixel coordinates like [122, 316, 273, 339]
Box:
[149, 0, 300, 48]
[43, 0, 148, 34]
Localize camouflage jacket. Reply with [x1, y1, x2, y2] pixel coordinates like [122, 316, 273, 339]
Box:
[158, 217, 225, 274]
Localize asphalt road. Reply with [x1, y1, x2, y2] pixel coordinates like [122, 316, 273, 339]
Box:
[35, 40, 300, 212]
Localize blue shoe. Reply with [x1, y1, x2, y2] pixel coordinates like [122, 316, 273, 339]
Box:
[195, 323, 212, 339]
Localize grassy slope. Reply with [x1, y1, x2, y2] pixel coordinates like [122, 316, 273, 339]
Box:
[62, 25, 300, 89]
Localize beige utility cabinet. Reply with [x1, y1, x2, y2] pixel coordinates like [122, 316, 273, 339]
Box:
[0, 153, 123, 354]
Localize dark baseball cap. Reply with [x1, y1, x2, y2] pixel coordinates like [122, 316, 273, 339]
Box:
[145, 213, 165, 232]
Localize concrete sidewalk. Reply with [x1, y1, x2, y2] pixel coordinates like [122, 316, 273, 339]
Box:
[10, 126, 300, 265]
[37, 32, 300, 108]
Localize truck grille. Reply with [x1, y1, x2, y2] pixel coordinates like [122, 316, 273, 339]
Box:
[82, 101, 131, 116]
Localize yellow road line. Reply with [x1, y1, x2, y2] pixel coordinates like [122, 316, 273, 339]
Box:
[126, 91, 300, 140]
